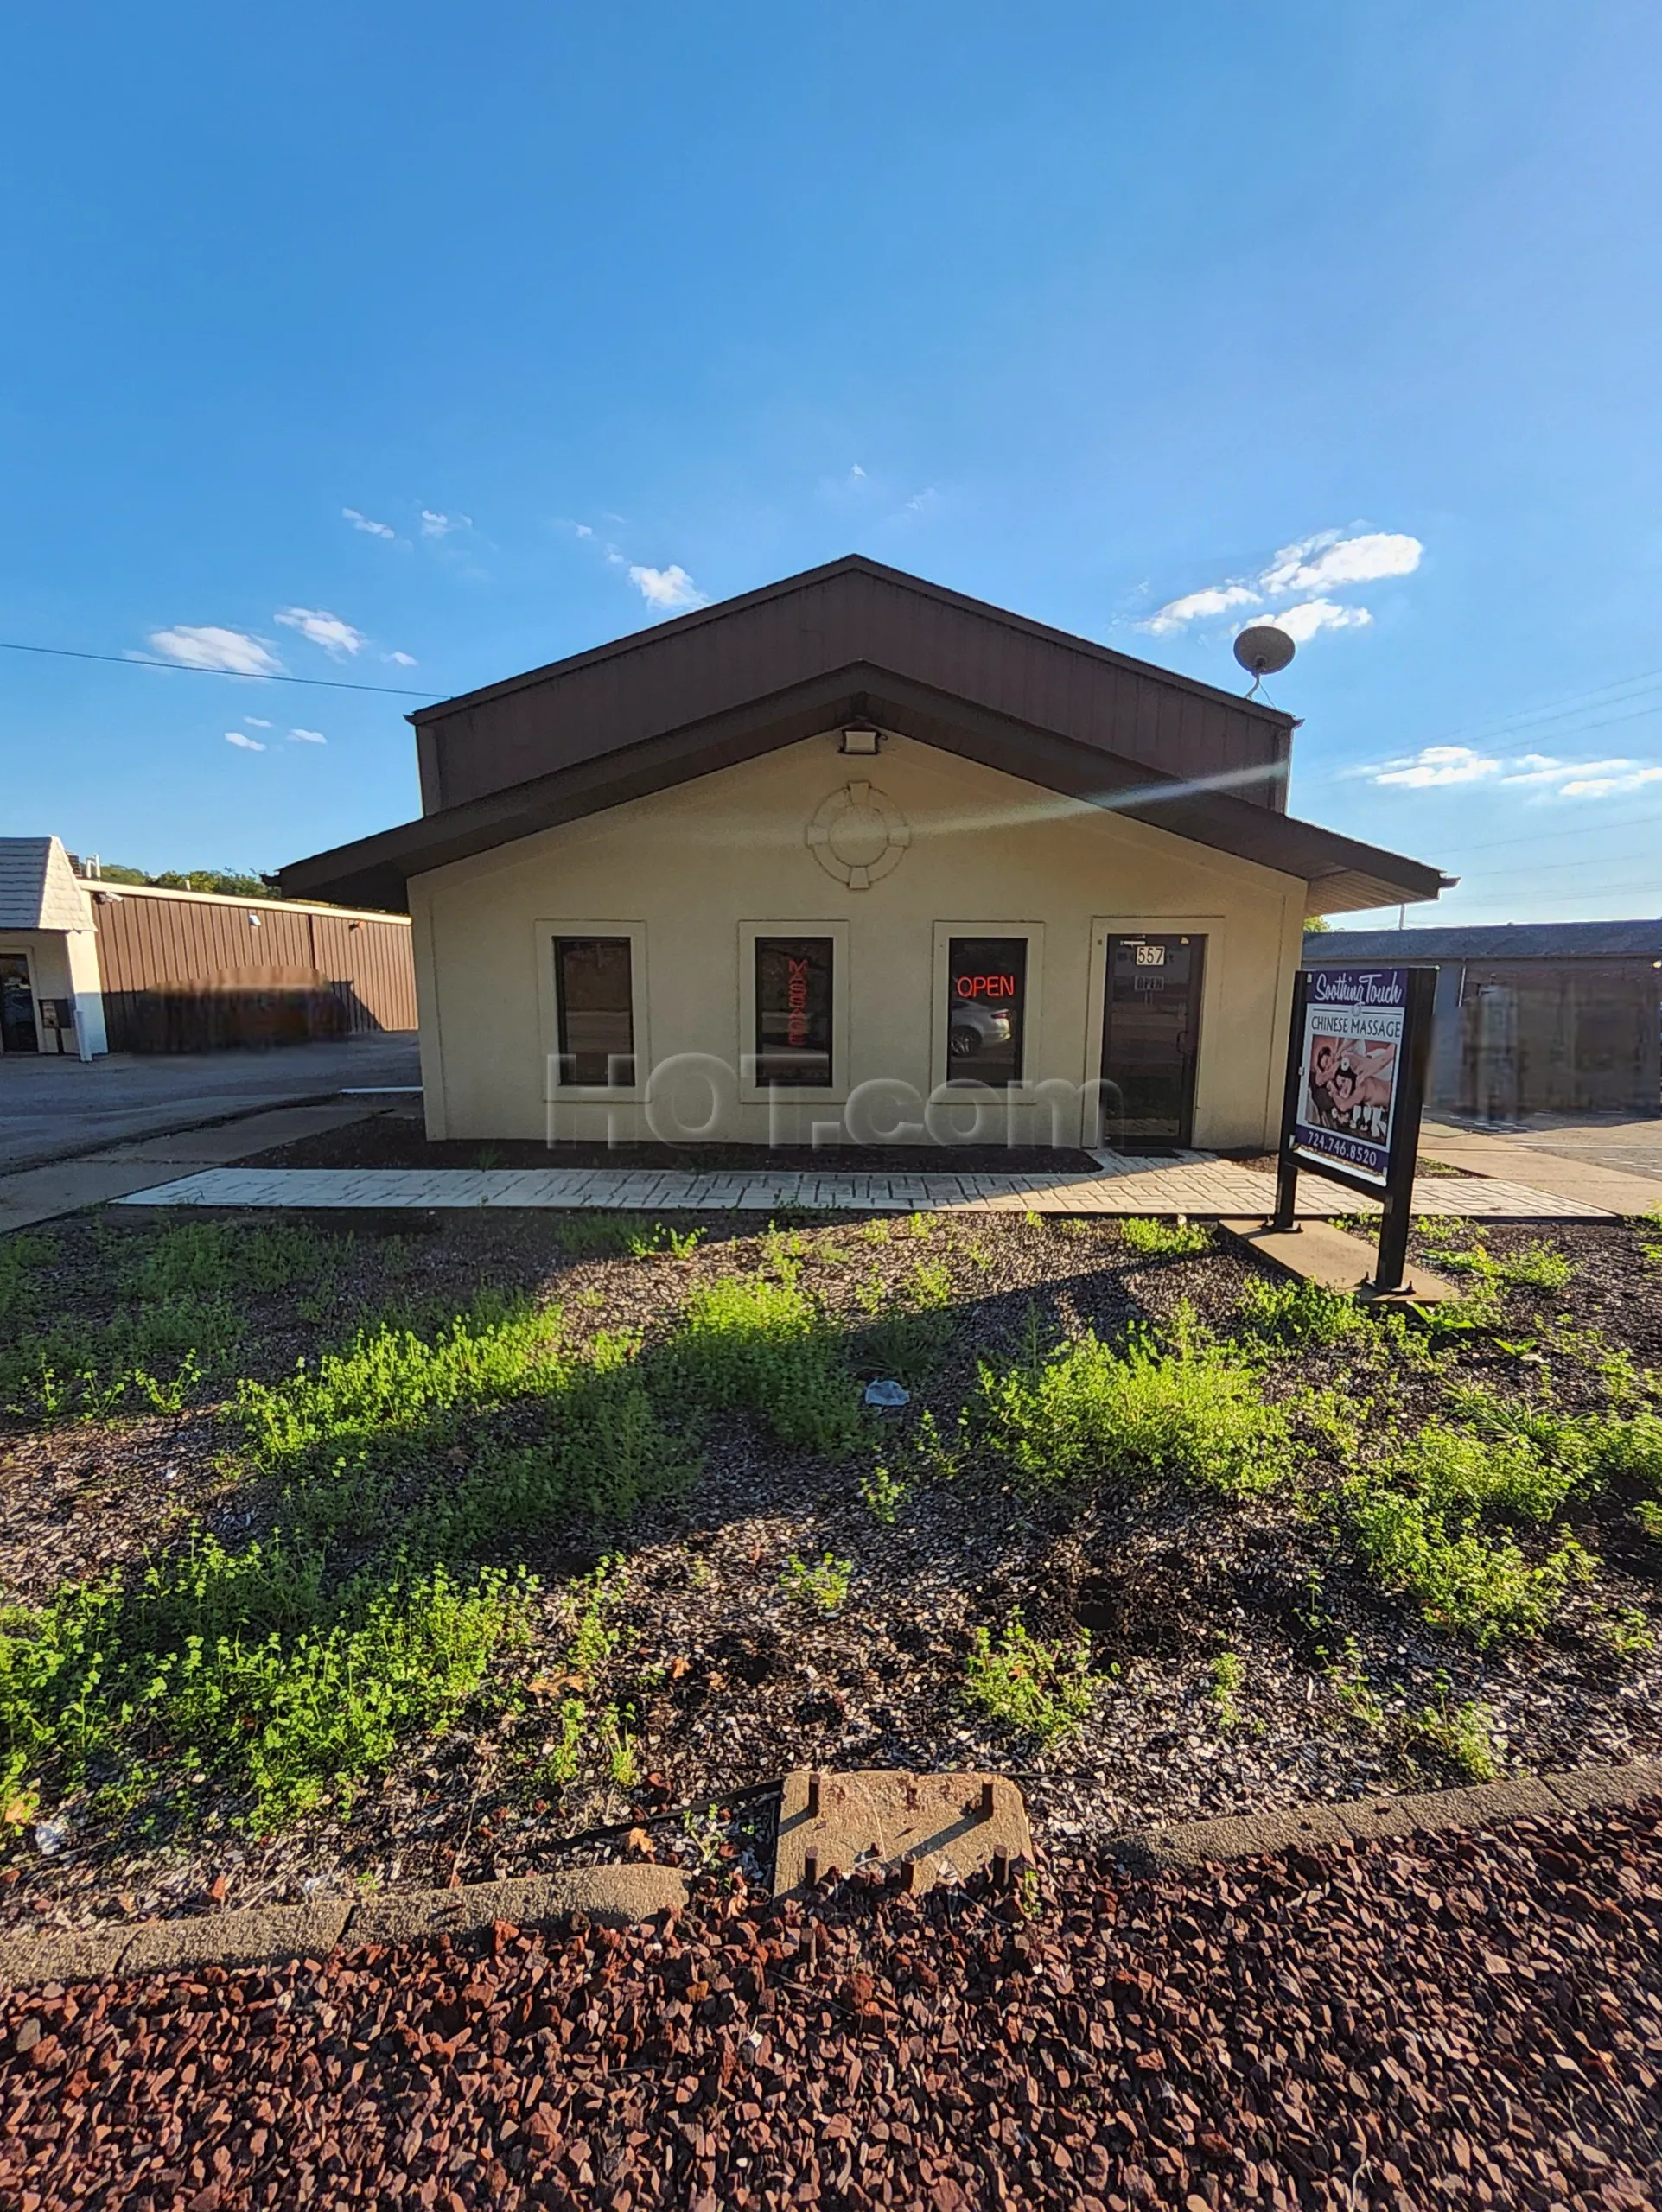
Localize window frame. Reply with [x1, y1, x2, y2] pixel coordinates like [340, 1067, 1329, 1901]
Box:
[535, 919, 648, 1100]
[929, 921, 1044, 1097]
[737, 919, 850, 1103]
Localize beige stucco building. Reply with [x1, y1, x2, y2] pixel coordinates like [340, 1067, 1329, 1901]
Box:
[284, 558, 1447, 1154]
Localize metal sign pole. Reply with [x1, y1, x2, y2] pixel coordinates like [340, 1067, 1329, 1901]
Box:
[1270, 969, 1309, 1233]
[1368, 964, 1436, 1296]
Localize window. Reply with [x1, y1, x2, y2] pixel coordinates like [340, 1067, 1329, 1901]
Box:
[754, 936, 833, 1087]
[946, 937, 1027, 1084]
[553, 937, 634, 1086]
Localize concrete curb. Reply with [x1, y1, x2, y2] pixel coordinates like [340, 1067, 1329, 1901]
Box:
[4, 1759, 1659, 1989]
[1107, 1758, 1662, 1872]
[0, 1865, 688, 1991]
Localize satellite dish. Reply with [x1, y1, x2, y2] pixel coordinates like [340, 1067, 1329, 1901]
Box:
[1234, 625, 1296, 681]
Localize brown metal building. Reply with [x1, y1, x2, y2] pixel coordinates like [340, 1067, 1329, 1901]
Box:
[86, 881, 417, 1052]
[1305, 921, 1662, 1119]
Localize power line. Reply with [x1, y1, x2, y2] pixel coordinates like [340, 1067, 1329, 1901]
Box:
[0, 638, 442, 699]
[1455, 848, 1662, 880]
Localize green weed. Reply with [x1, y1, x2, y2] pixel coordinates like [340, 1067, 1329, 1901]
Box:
[1344, 1481, 1593, 1647]
[780, 1552, 854, 1615]
[1207, 1649, 1246, 1730]
[977, 1312, 1294, 1499]
[1120, 1217, 1210, 1259]
[0, 1235, 58, 1330]
[1599, 1606, 1656, 1658]
[670, 1276, 863, 1456]
[1408, 1685, 1503, 1782]
[1234, 1275, 1367, 1351]
[965, 1613, 1095, 1745]
[859, 1465, 907, 1526]
[234, 1291, 565, 1478]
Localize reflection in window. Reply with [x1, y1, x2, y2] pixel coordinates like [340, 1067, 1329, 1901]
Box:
[554, 938, 635, 1086]
[755, 937, 833, 1086]
[946, 937, 1026, 1085]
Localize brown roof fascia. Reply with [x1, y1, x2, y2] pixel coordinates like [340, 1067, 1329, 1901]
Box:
[404, 554, 1297, 736]
[282, 664, 1442, 917]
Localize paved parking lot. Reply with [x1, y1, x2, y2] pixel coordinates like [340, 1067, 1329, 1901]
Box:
[0, 1037, 420, 1172]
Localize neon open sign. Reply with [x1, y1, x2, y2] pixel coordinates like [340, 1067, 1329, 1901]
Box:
[954, 974, 1018, 999]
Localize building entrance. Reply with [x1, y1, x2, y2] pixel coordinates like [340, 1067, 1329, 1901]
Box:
[1100, 934, 1205, 1147]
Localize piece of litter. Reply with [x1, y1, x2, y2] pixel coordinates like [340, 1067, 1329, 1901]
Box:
[863, 1379, 910, 1408]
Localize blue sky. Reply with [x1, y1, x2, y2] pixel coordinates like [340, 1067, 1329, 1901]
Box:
[4, 1, 1661, 923]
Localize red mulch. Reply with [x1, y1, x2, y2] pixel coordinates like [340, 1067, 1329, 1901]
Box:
[5, 1802, 1661, 2211]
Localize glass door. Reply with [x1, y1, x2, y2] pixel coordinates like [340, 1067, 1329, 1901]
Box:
[0, 953, 39, 1053]
[1100, 935, 1205, 1148]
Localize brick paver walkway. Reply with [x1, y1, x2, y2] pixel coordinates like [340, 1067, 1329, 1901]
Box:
[115, 1154, 1613, 1219]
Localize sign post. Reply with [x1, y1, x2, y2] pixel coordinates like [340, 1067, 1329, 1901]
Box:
[1270, 964, 1437, 1296]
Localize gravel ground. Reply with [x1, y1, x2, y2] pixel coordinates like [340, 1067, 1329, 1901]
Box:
[3, 1211, 1661, 1934]
[4, 1797, 1660, 2210]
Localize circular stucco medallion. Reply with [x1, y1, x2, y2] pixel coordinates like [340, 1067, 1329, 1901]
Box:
[805, 780, 911, 891]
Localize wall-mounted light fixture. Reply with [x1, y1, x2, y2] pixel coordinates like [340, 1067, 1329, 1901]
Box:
[839, 724, 882, 757]
[247, 912, 263, 929]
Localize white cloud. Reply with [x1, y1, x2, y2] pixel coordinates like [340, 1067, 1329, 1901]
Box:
[343, 507, 396, 540]
[850, 463, 866, 480]
[1371, 745, 1500, 789]
[224, 730, 266, 752]
[1357, 742, 1662, 798]
[1258, 599, 1372, 645]
[384, 650, 418, 667]
[275, 607, 366, 657]
[1145, 582, 1261, 634]
[902, 487, 937, 514]
[1501, 754, 1662, 798]
[1558, 766, 1662, 798]
[289, 728, 327, 744]
[243, 716, 272, 728]
[421, 509, 471, 538]
[1261, 530, 1423, 595]
[150, 625, 282, 676]
[1142, 526, 1423, 640]
[575, 523, 594, 538]
[627, 562, 706, 612]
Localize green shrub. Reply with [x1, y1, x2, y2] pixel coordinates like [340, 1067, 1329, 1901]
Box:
[965, 1613, 1095, 1744]
[977, 1315, 1293, 1498]
[670, 1276, 863, 1455]
[1120, 1217, 1210, 1258]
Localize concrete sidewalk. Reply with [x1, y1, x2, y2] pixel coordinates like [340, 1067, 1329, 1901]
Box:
[113, 1158, 1614, 1219]
[0, 1101, 390, 1234]
[1423, 1117, 1662, 1214]
[0, 1034, 420, 1173]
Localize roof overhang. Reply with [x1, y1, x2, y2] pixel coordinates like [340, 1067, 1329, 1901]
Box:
[280, 665, 1449, 917]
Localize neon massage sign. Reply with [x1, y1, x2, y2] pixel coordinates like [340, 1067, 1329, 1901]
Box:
[786, 957, 812, 1048]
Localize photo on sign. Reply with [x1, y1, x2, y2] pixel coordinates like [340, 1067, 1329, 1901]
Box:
[1301, 1029, 1398, 1144]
